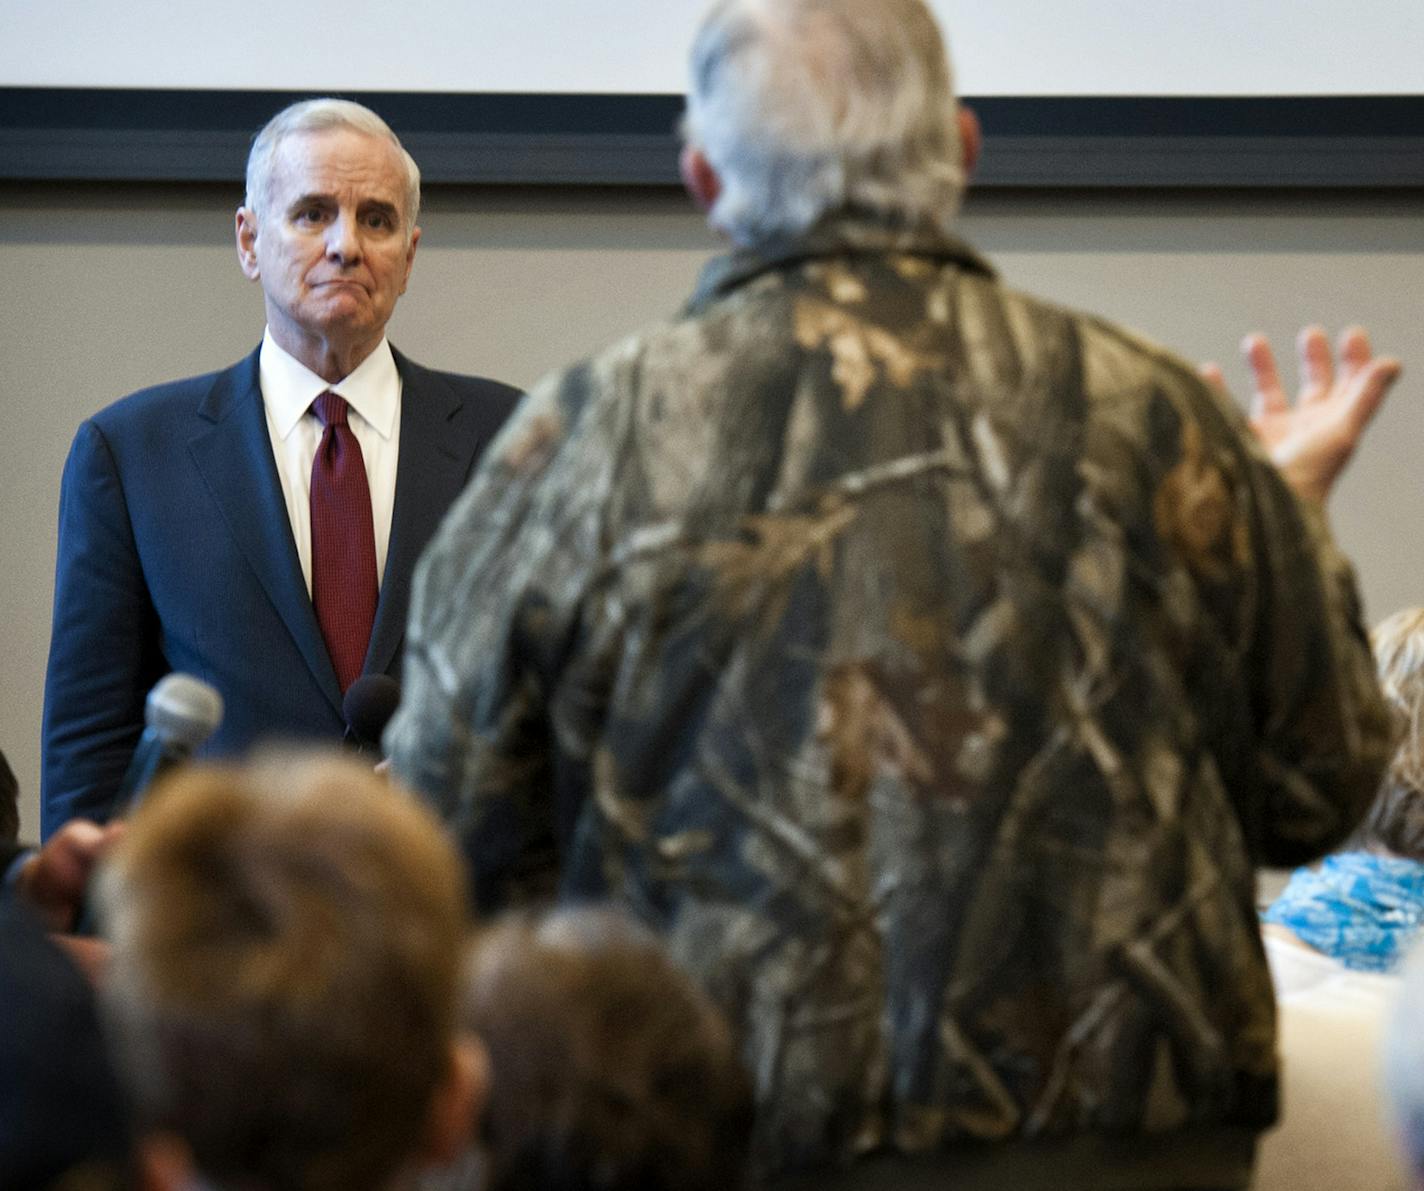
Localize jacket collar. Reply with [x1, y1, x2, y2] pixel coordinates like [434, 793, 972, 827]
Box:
[686, 208, 997, 314]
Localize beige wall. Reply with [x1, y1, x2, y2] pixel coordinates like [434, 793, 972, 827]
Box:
[2, 182, 1422, 836]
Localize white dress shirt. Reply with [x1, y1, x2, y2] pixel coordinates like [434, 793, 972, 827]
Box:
[258, 329, 401, 596]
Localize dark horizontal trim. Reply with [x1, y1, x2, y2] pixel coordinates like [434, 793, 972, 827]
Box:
[2, 90, 1422, 189]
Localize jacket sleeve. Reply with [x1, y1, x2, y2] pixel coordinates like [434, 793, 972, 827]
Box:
[41, 420, 165, 837]
[1159, 361, 1394, 868]
[1238, 468, 1394, 867]
[386, 361, 611, 910]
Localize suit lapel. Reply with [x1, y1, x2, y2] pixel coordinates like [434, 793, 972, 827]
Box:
[186, 349, 345, 717]
[365, 350, 478, 680]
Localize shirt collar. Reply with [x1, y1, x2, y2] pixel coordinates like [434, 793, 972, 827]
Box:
[258, 330, 401, 440]
[686, 207, 997, 314]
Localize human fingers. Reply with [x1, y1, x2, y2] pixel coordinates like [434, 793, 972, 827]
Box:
[1342, 356, 1403, 434]
[1297, 325, 1334, 403]
[50, 936, 110, 985]
[50, 819, 111, 874]
[1338, 325, 1373, 380]
[1241, 333, 1286, 416]
[26, 820, 113, 921]
[1199, 362, 1227, 393]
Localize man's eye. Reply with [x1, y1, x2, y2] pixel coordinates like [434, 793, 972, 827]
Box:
[296, 208, 325, 224]
[365, 212, 394, 230]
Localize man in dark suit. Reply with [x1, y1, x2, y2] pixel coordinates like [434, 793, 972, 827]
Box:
[42, 98, 520, 836]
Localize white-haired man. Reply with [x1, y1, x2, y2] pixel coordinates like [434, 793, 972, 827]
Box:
[42, 98, 521, 836]
[387, 1, 1400, 1185]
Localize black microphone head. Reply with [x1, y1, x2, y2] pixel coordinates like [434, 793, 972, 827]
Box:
[342, 675, 402, 748]
[145, 673, 225, 751]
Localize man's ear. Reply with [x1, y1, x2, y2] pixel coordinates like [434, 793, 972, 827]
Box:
[399, 225, 421, 296]
[679, 144, 722, 214]
[421, 1033, 491, 1167]
[137, 1132, 198, 1191]
[235, 207, 261, 280]
[957, 105, 982, 178]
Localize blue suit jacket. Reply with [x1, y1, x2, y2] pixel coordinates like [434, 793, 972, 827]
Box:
[41, 346, 521, 837]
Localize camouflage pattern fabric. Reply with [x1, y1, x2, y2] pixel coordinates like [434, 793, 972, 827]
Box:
[387, 211, 1392, 1175]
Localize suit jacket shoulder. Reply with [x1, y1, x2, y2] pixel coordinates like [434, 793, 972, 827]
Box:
[391, 348, 522, 436]
[90, 354, 253, 429]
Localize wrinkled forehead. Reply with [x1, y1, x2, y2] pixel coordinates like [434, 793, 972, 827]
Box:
[266, 128, 411, 216]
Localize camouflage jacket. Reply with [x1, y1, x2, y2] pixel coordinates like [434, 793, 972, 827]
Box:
[387, 212, 1392, 1174]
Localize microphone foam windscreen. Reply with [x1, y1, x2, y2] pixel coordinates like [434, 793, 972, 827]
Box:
[342, 674, 402, 745]
[146, 673, 225, 748]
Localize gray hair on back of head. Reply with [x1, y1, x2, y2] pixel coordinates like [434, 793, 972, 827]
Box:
[244, 97, 422, 234]
[682, 0, 967, 246]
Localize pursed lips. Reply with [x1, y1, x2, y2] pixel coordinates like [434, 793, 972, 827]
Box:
[312, 278, 369, 294]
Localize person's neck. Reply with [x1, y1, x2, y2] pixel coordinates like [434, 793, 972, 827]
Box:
[270, 325, 380, 385]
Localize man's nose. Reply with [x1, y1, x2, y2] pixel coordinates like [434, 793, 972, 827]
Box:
[325, 212, 362, 263]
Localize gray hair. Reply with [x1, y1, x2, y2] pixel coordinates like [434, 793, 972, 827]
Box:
[245, 97, 422, 234]
[1342, 608, 1424, 860]
[1373, 607, 1424, 796]
[1385, 943, 1424, 1177]
[682, 0, 967, 246]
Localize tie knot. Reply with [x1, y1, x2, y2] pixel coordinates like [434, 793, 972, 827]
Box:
[313, 391, 349, 429]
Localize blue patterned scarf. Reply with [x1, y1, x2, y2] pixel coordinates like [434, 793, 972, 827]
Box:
[1263, 851, 1424, 972]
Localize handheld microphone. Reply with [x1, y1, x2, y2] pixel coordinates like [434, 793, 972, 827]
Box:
[342, 674, 401, 755]
[113, 673, 225, 814]
[76, 673, 224, 936]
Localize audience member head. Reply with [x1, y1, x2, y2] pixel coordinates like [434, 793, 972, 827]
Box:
[1386, 944, 1424, 1185]
[461, 908, 754, 1191]
[0, 747, 18, 843]
[680, 0, 977, 245]
[0, 901, 131, 1191]
[245, 97, 422, 233]
[97, 752, 485, 1191]
[1351, 607, 1424, 859]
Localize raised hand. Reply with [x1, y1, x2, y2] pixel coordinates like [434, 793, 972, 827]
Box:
[1202, 326, 1402, 504]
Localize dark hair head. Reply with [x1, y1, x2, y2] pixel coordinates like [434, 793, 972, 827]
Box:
[463, 908, 754, 1191]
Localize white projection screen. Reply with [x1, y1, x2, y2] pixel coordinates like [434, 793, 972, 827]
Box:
[2, 0, 1421, 186]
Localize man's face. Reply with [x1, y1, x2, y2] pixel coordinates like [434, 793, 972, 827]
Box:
[236, 128, 419, 365]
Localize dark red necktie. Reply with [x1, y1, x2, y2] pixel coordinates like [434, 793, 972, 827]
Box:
[310, 391, 378, 693]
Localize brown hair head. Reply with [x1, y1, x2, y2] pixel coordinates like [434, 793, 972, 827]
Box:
[98, 751, 470, 1191]
[462, 908, 754, 1191]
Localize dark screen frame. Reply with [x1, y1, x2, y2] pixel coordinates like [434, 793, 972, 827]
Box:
[3, 90, 1422, 189]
